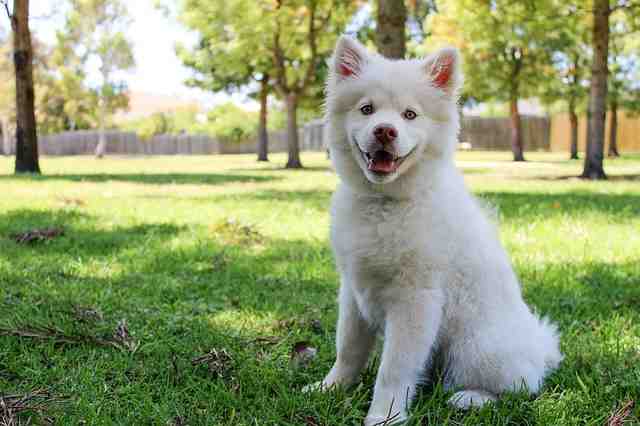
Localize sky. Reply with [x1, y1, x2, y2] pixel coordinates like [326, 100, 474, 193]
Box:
[29, 0, 249, 109]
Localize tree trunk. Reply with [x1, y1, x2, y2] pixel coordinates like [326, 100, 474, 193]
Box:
[257, 78, 269, 162]
[582, 0, 609, 179]
[376, 0, 407, 59]
[509, 98, 525, 162]
[12, 0, 40, 174]
[1, 116, 12, 155]
[568, 101, 579, 160]
[95, 92, 107, 158]
[608, 100, 619, 157]
[585, 107, 592, 160]
[285, 93, 302, 169]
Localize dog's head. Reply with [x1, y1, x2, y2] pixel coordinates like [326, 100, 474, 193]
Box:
[326, 36, 462, 188]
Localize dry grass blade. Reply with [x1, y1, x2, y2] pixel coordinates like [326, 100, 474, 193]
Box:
[112, 319, 139, 353]
[607, 400, 635, 426]
[0, 389, 65, 426]
[0, 320, 138, 352]
[10, 228, 64, 244]
[0, 325, 117, 348]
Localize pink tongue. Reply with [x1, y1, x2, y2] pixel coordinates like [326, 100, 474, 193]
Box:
[368, 151, 397, 173]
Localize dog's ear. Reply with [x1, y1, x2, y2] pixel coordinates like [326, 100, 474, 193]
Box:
[332, 36, 368, 80]
[424, 47, 462, 95]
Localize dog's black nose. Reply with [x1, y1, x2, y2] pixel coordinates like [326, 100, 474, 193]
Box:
[373, 125, 398, 144]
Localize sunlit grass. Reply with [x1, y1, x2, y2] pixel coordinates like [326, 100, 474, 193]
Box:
[0, 151, 639, 424]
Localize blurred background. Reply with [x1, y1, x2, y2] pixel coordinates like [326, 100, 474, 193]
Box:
[1, 0, 639, 176]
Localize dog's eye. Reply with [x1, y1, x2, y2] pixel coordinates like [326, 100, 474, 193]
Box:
[403, 109, 417, 120]
[360, 104, 374, 115]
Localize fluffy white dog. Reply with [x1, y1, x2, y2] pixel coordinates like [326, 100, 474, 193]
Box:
[304, 36, 563, 425]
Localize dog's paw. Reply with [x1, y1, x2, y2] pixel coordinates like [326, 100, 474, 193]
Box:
[448, 390, 497, 409]
[364, 412, 407, 426]
[302, 381, 331, 393]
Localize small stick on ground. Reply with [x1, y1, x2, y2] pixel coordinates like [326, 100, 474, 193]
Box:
[10, 228, 64, 244]
[0, 388, 65, 425]
[607, 400, 635, 426]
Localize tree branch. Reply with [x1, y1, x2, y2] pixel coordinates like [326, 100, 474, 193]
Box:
[1, 0, 11, 21]
[299, 0, 319, 93]
[611, 0, 640, 13]
[272, 19, 289, 96]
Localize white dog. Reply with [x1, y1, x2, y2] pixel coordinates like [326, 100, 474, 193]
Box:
[304, 36, 562, 425]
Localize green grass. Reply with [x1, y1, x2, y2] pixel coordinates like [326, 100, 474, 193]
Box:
[1, 152, 639, 425]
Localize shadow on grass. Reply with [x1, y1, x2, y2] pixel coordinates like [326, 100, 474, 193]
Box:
[476, 190, 640, 221]
[170, 187, 640, 220]
[238, 189, 333, 212]
[0, 173, 281, 186]
[0, 208, 335, 318]
[0, 209, 186, 260]
[531, 174, 640, 182]
[1, 206, 639, 424]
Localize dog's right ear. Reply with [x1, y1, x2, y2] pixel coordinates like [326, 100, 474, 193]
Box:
[332, 36, 368, 80]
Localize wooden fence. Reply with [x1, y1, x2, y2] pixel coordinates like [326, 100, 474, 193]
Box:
[550, 111, 640, 153]
[460, 116, 550, 151]
[1, 116, 558, 156]
[0, 129, 315, 156]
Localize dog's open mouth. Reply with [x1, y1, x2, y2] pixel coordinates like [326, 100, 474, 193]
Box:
[358, 146, 416, 175]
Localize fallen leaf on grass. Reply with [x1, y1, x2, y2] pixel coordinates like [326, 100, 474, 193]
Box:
[300, 415, 321, 426]
[72, 306, 104, 323]
[192, 348, 233, 378]
[112, 319, 139, 353]
[57, 197, 86, 207]
[607, 400, 635, 426]
[0, 388, 66, 426]
[168, 415, 187, 426]
[10, 228, 64, 244]
[210, 219, 263, 246]
[290, 341, 317, 368]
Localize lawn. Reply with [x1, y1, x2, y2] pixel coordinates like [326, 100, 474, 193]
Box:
[1, 152, 639, 425]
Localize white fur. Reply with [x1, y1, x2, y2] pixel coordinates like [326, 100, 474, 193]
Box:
[303, 37, 563, 425]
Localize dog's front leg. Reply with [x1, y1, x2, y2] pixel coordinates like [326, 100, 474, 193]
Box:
[304, 283, 375, 392]
[365, 289, 443, 425]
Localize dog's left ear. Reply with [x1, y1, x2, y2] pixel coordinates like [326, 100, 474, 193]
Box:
[424, 47, 462, 95]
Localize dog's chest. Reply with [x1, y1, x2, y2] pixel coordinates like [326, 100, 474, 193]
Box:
[332, 195, 424, 287]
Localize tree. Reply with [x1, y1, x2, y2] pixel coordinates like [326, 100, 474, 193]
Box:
[376, 0, 407, 58]
[60, 0, 134, 158]
[0, 30, 14, 156]
[272, 1, 358, 168]
[177, 0, 273, 161]
[37, 32, 100, 134]
[430, 0, 558, 162]
[179, 0, 356, 169]
[3, 0, 40, 173]
[539, 3, 590, 160]
[607, 13, 640, 157]
[583, 0, 610, 179]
